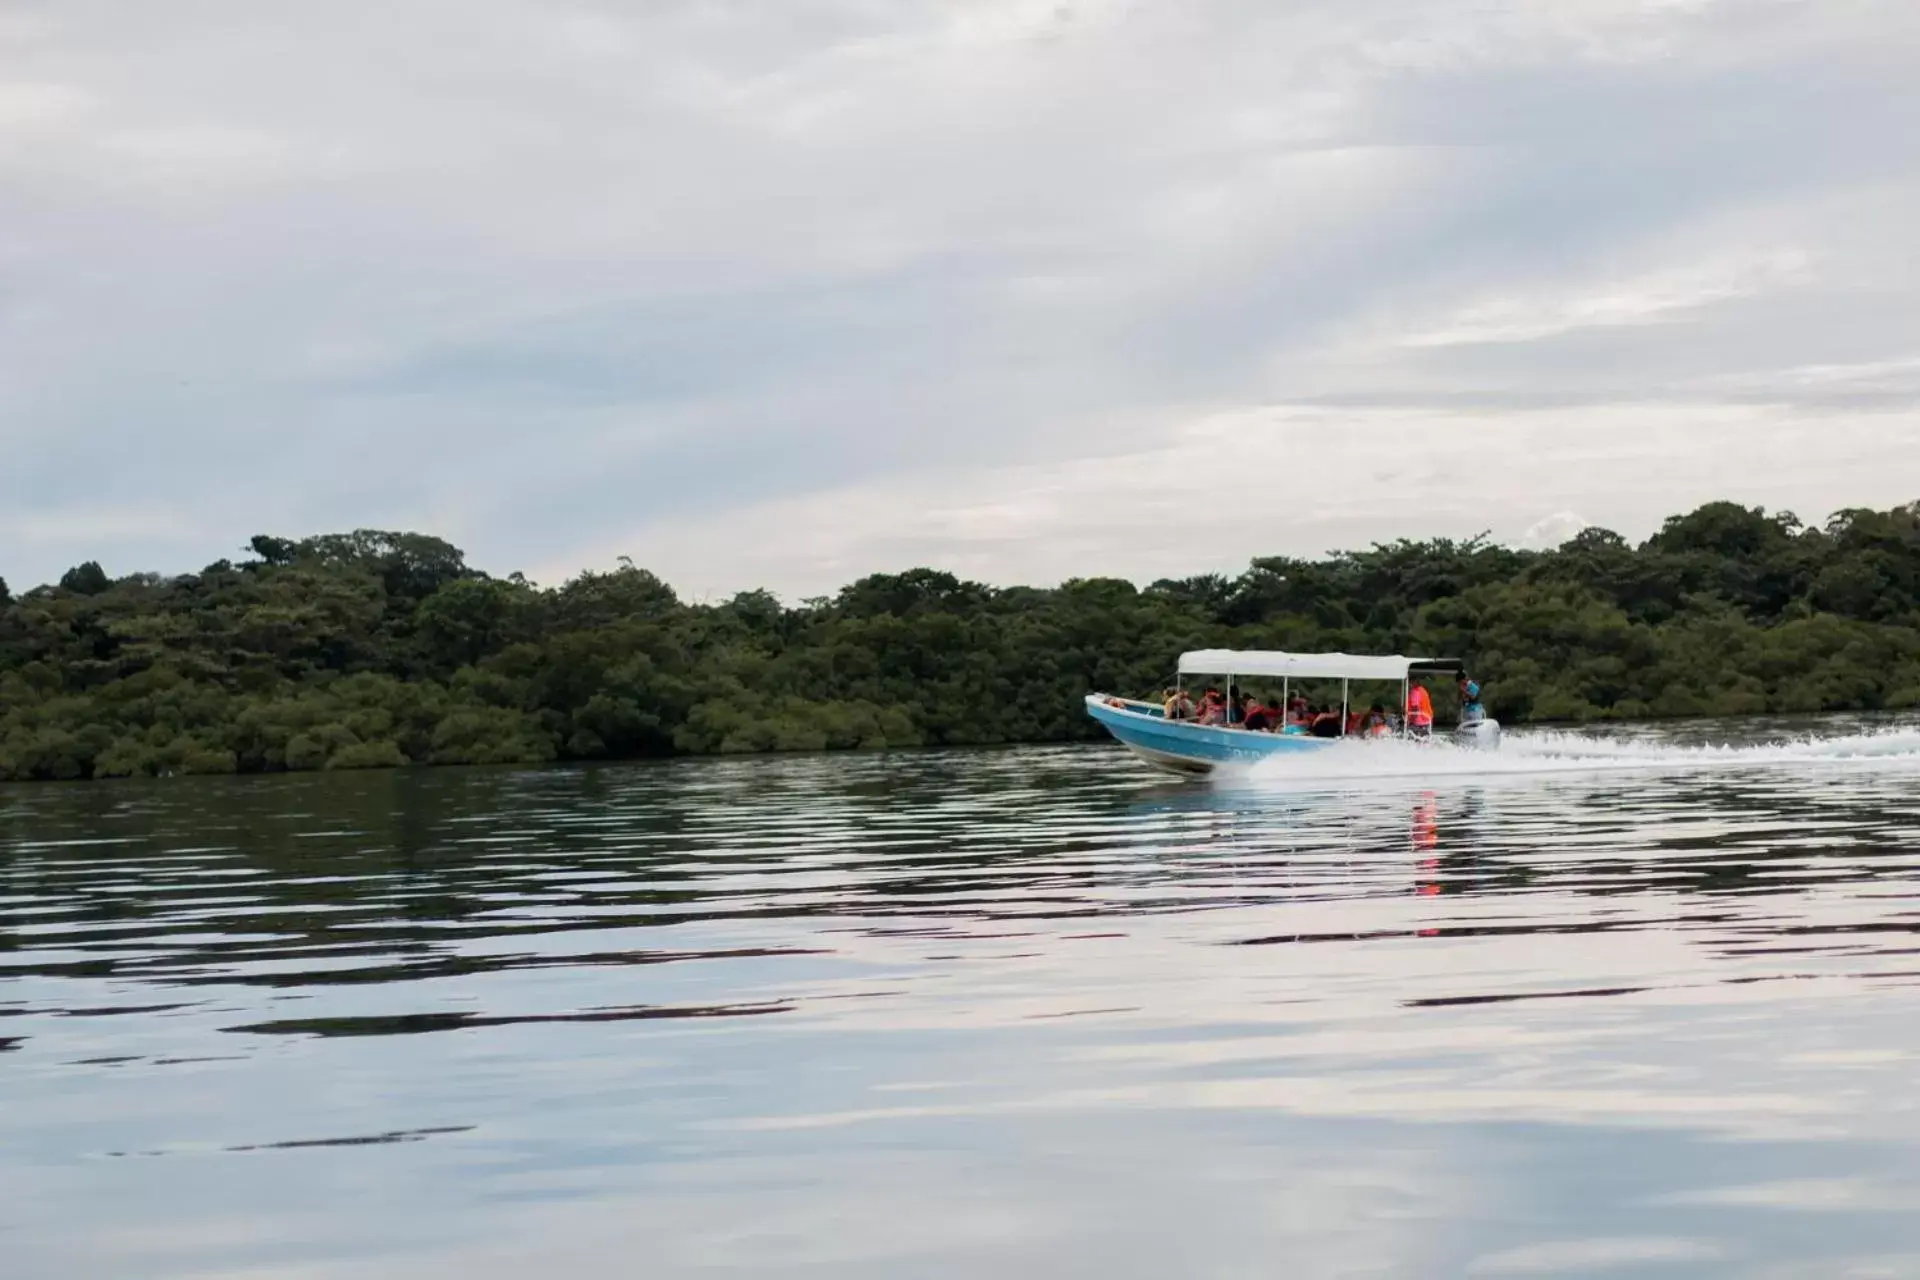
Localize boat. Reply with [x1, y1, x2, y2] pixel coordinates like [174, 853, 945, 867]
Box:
[1085, 648, 1502, 776]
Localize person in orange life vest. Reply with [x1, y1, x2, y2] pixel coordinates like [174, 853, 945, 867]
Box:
[1412, 792, 1441, 904]
[1405, 679, 1434, 735]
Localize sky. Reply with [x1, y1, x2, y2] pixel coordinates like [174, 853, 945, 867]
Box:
[2, 0, 1918, 599]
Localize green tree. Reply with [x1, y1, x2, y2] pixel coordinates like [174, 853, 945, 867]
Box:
[1, 498, 1917, 782]
[59, 561, 111, 595]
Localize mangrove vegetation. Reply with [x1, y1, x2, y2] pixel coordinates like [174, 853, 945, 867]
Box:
[2, 501, 1918, 780]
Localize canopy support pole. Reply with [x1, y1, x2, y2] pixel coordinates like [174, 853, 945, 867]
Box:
[1342, 679, 1349, 737]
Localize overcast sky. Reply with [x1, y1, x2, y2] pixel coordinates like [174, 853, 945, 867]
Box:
[3, 0, 1918, 597]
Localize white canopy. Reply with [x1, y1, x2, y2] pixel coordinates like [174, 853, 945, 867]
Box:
[1178, 649, 1431, 682]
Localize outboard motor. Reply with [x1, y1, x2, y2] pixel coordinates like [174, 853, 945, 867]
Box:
[1453, 718, 1503, 750]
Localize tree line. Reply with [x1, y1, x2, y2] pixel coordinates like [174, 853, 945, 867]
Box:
[1, 501, 1916, 780]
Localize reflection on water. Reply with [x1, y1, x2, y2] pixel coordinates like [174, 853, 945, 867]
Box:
[7, 719, 1920, 1277]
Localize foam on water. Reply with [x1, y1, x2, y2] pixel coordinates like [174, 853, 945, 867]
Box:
[1228, 722, 1920, 788]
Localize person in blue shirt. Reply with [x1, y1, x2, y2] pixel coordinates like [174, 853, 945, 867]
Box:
[1458, 677, 1486, 725]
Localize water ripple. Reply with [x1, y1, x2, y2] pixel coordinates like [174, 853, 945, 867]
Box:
[5, 720, 1920, 1277]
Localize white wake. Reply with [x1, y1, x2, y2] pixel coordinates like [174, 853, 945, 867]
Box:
[1226, 723, 1920, 787]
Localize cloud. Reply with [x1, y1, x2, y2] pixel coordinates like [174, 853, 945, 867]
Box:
[0, 501, 211, 553]
[1, 0, 1917, 590]
[1467, 1237, 1725, 1274]
[577, 404, 1920, 599]
[1519, 512, 1592, 551]
[1397, 247, 1815, 348]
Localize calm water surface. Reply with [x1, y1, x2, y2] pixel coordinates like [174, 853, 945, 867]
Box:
[8, 720, 1920, 1277]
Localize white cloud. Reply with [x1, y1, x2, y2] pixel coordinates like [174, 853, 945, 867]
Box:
[1519, 511, 1592, 550]
[1771, 355, 1920, 392]
[577, 404, 1920, 599]
[1399, 248, 1815, 348]
[2, 0, 1919, 588]
[1468, 1237, 1725, 1274]
[0, 81, 93, 133]
[0, 502, 211, 552]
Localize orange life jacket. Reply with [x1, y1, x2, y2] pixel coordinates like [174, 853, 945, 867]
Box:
[1406, 686, 1433, 726]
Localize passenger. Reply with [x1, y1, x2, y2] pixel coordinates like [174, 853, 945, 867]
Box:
[1263, 697, 1283, 731]
[1228, 691, 1254, 726]
[1197, 689, 1228, 726]
[1345, 709, 1364, 737]
[1363, 704, 1391, 738]
[1286, 691, 1310, 724]
[1406, 679, 1435, 738]
[1458, 677, 1486, 726]
[1163, 687, 1196, 721]
[1309, 705, 1343, 739]
[1243, 697, 1274, 732]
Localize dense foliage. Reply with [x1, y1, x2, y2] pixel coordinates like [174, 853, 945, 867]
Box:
[3, 502, 1918, 780]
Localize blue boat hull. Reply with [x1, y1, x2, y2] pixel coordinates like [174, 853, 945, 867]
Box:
[1084, 695, 1333, 775]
